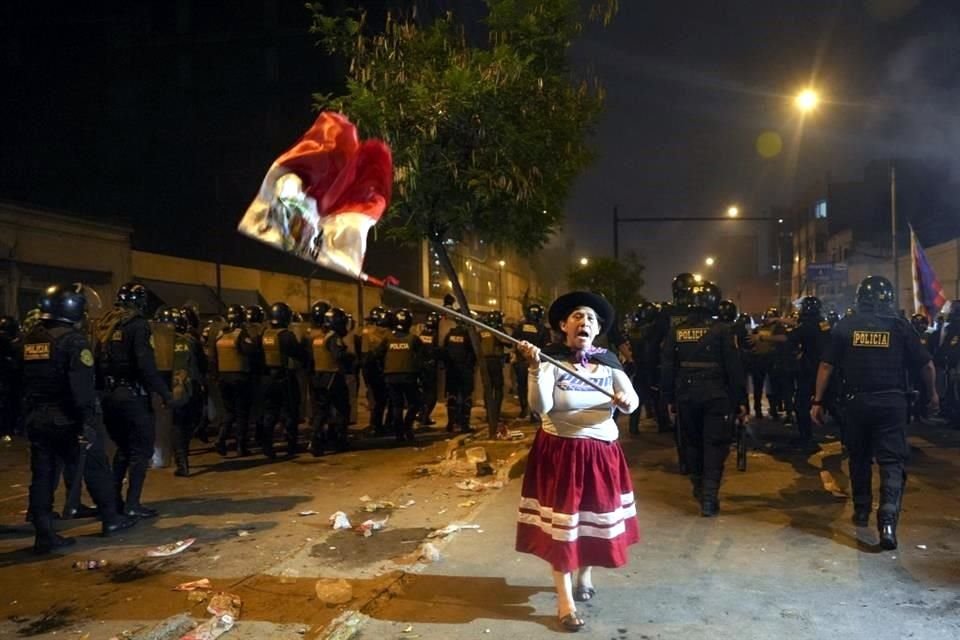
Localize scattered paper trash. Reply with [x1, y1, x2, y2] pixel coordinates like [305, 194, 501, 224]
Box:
[262, 471, 278, 477]
[364, 500, 395, 512]
[73, 559, 108, 571]
[458, 500, 477, 508]
[359, 518, 388, 537]
[428, 523, 481, 538]
[465, 446, 488, 464]
[403, 625, 414, 633]
[916, 544, 928, 550]
[237, 530, 251, 537]
[175, 578, 213, 591]
[418, 542, 441, 563]
[187, 590, 210, 603]
[180, 613, 234, 640]
[397, 499, 416, 509]
[298, 510, 319, 517]
[819, 470, 847, 497]
[456, 479, 504, 492]
[146, 538, 196, 557]
[128, 613, 196, 640]
[359, 495, 372, 502]
[314, 578, 354, 605]
[207, 592, 242, 618]
[329, 511, 352, 530]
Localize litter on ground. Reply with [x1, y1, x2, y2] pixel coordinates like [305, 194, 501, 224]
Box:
[146, 538, 196, 557]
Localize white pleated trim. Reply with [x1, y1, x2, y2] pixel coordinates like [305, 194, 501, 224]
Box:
[518, 493, 636, 542]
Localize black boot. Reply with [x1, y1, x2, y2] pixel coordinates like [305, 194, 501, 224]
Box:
[62, 504, 99, 520]
[878, 522, 898, 550]
[690, 476, 703, 502]
[309, 436, 324, 457]
[102, 514, 138, 536]
[852, 507, 870, 527]
[700, 495, 720, 517]
[174, 459, 190, 478]
[32, 514, 76, 555]
[215, 439, 228, 457]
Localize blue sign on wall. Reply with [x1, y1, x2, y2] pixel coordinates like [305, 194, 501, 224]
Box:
[807, 263, 848, 283]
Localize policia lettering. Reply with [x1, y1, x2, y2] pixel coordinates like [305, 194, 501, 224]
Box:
[852, 331, 890, 348]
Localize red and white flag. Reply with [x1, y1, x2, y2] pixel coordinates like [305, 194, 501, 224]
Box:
[237, 112, 392, 278]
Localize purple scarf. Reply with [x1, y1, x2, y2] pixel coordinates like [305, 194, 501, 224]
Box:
[572, 346, 604, 368]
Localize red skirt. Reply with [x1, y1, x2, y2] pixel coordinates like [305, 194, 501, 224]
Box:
[515, 430, 640, 572]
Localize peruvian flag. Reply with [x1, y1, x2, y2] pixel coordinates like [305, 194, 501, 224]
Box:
[237, 112, 392, 278]
[910, 224, 946, 322]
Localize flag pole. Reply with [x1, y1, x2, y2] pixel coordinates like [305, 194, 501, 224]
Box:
[361, 274, 617, 399]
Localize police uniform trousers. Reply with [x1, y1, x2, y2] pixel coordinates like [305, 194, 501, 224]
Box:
[418, 362, 438, 424]
[102, 385, 155, 510]
[310, 372, 350, 452]
[386, 373, 421, 439]
[446, 365, 474, 430]
[27, 413, 118, 527]
[512, 361, 530, 417]
[262, 369, 301, 450]
[172, 390, 202, 470]
[794, 369, 816, 442]
[678, 394, 732, 496]
[217, 373, 253, 450]
[844, 391, 909, 522]
[750, 358, 776, 417]
[483, 357, 505, 430]
[362, 360, 388, 432]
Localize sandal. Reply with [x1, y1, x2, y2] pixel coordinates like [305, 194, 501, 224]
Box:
[558, 612, 585, 632]
[573, 586, 597, 602]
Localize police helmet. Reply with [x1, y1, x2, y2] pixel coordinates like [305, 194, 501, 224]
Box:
[799, 296, 823, 320]
[116, 282, 149, 312]
[157, 307, 187, 333]
[22, 308, 42, 334]
[311, 301, 332, 328]
[672, 273, 697, 306]
[855, 276, 895, 313]
[736, 312, 753, 327]
[764, 307, 781, 320]
[827, 310, 841, 327]
[632, 302, 658, 326]
[443, 293, 456, 308]
[378, 308, 396, 329]
[324, 307, 350, 337]
[424, 311, 441, 330]
[910, 313, 929, 334]
[269, 302, 293, 328]
[717, 299, 737, 322]
[394, 308, 414, 332]
[38, 284, 87, 324]
[485, 310, 505, 330]
[689, 282, 721, 314]
[524, 303, 545, 323]
[181, 306, 200, 331]
[0, 315, 20, 339]
[367, 305, 386, 324]
[245, 305, 265, 324]
[226, 304, 246, 328]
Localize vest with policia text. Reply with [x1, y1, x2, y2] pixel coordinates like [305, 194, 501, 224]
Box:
[418, 328, 439, 365]
[22, 325, 75, 408]
[479, 329, 505, 359]
[261, 328, 296, 369]
[172, 334, 198, 403]
[360, 325, 389, 356]
[384, 333, 417, 374]
[516, 322, 548, 347]
[216, 329, 249, 374]
[311, 332, 339, 374]
[671, 317, 729, 402]
[444, 327, 474, 367]
[149, 321, 176, 373]
[834, 314, 912, 391]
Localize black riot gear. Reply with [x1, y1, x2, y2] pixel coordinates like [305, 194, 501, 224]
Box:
[116, 282, 149, 312]
[245, 305, 265, 324]
[485, 310, 504, 331]
[672, 273, 697, 306]
[764, 307, 781, 319]
[717, 299, 737, 323]
[367, 305, 386, 325]
[689, 283, 721, 315]
[0, 315, 19, 339]
[181, 307, 200, 332]
[910, 313, 929, 334]
[38, 284, 87, 324]
[156, 308, 187, 334]
[827, 310, 841, 327]
[632, 302, 658, 326]
[226, 305, 246, 329]
[799, 296, 823, 320]
[269, 302, 293, 328]
[856, 276, 895, 313]
[524, 304, 545, 324]
[311, 301, 332, 327]
[394, 308, 414, 333]
[425, 311, 441, 329]
[324, 308, 350, 337]
[379, 308, 397, 329]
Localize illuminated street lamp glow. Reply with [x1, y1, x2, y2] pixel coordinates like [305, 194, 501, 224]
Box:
[579, 257, 589, 266]
[795, 89, 819, 113]
[727, 206, 739, 218]
[693, 273, 703, 283]
[498, 260, 506, 267]
[705, 257, 715, 267]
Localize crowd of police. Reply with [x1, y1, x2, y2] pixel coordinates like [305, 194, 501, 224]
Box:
[0, 269, 954, 554]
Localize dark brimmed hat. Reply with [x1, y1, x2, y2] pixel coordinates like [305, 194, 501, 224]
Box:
[548, 291, 615, 335]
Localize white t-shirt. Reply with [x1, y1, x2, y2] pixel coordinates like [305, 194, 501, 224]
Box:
[528, 360, 639, 441]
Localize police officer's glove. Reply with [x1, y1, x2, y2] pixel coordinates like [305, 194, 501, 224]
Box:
[78, 424, 97, 450]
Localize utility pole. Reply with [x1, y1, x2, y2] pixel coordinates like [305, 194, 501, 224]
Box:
[891, 162, 899, 311]
[613, 205, 620, 261]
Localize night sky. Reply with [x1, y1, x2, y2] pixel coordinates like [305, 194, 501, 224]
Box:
[566, 0, 960, 299]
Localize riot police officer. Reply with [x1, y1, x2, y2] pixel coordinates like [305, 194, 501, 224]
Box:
[627, 302, 659, 435]
[417, 312, 441, 426]
[156, 308, 205, 477]
[812, 276, 937, 549]
[652, 274, 698, 435]
[512, 304, 550, 420]
[661, 282, 747, 516]
[479, 311, 510, 434]
[359, 306, 391, 434]
[443, 319, 477, 433]
[244, 305, 269, 451]
[930, 301, 960, 423]
[261, 302, 307, 456]
[749, 308, 782, 420]
[791, 297, 830, 449]
[0, 315, 22, 438]
[308, 304, 353, 455]
[93, 282, 173, 519]
[379, 308, 423, 442]
[215, 305, 259, 457]
[25, 284, 136, 552]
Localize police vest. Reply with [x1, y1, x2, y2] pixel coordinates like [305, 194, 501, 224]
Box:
[361, 325, 387, 354]
[839, 316, 909, 390]
[311, 332, 339, 373]
[150, 321, 176, 373]
[216, 329, 249, 373]
[22, 325, 74, 406]
[246, 322, 265, 338]
[384, 334, 417, 374]
[445, 330, 473, 365]
[172, 334, 198, 402]
[479, 330, 503, 358]
[518, 323, 544, 346]
[94, 309, 139, 379]
[261, 328, 288, 369]
[753, 326, 776, 356]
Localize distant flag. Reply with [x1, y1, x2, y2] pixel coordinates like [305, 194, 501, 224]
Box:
[237, 112, 392, 279]
[910, 224, 946, 321]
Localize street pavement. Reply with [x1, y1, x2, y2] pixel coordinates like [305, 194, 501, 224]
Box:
[0, 403, 958, 639]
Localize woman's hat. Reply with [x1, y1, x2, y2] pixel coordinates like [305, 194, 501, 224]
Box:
[548, 291, 615, 335]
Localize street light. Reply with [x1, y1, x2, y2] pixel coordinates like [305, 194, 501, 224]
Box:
[497, 260, 506, 312]
[727, 206, 739, 218]
[579, 257, 589, 266]
[795, 88, 819, 113]
[693, 273, 703, 283]
[705, 256, 716, 267]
